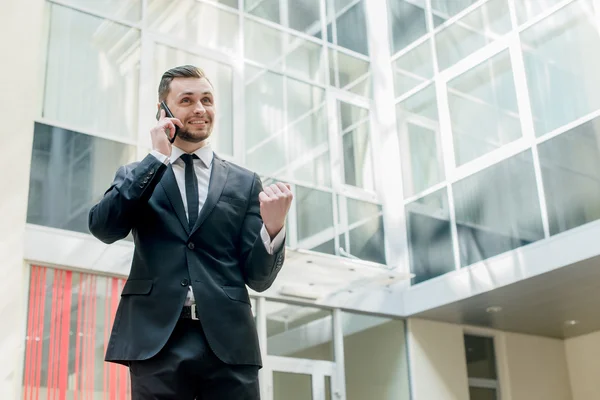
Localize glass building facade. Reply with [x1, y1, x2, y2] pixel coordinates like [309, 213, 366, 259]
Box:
[17, 0, 600, 398]
[28, 0, 600, 284]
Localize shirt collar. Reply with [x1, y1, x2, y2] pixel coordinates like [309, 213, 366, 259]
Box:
[170, 144, 214, 168]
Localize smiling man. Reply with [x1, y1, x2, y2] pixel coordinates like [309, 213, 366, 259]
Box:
[88, 65, 292, 399]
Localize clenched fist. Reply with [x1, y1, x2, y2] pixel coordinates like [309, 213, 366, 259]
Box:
[259, 182, 293, 239]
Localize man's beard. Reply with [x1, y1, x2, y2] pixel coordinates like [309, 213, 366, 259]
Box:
[177, 126, 212, 143]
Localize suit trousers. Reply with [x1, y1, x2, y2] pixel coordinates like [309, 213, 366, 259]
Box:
[129, 318, 260, 400]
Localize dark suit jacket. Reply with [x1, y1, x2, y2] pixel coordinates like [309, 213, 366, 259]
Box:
[88, 153, 285, 367]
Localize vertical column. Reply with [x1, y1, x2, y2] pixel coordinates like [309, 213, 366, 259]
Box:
[0, 0, 46, 398]
[363, 0, 410, 273]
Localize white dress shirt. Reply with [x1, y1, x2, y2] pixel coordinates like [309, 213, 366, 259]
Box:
[150, 145, 285, 305]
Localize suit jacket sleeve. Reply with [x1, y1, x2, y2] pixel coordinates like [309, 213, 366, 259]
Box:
[88, 154, 167, 244]
[241, 173, 286, 292]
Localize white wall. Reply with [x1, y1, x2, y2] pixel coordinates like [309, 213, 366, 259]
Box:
[407, 319, 470, 400]
[503, 332, 572, 400]
[565, 330, 600, 400]
[0, 1, 46, 399]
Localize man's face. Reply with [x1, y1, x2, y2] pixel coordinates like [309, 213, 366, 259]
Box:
[163, 77, 215, 144]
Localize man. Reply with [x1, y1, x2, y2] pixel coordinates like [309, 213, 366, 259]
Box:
[88, 65, 292, 399]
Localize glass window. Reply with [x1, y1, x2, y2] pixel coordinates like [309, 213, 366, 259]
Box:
[348, 216, 386, 264]
[147, 0, 239, 54]
[435, 0, 511, 71]
[246, 0, 280, 24]
[338, 101, 374, 191]
[538, 116, 600, 235]
[310, 238, 336, 255]
[515, 0, 563, 25]
[453, 151, 544, 267]
[448, 50, 521, 166]
[397, 85, 444, 198]
[393, 39, 433, 98]
[43, 5, 140, 140]
[153, 45, 234, 155]
[58, 0, 142, 21]
[27, 123, 136, 235]
[346, 198, 380, 225]
[465, 334, 499, 399]
[431, 0, 478, 27]
[23, 266, 129, 398]
[469, 387, 498, 400]
[288, 0, 322, 34]
[244, 19, 284, 69]
[388, 0, 428, 55]
[266, 301, 334, 361]
[245, 69, 285, 148]
[273, 372, 313, 399]
[406, 188, 455, 284]
[328, 0, 369, 56]
[246, 134, 286, 176]
[465, 335, 497, 379]
[296, 186, 334, 241]
[287, 78, 326, 124]
[342, 123, 375, 191]
[287, 107, 331, 187]
[341, 313, 410, 399]
[521, 0, 600, 136]
[285, 35, 326, 84]
[218, 0, 239, 8]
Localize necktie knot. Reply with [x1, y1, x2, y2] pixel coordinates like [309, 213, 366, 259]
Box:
[180, 153, 198, 167]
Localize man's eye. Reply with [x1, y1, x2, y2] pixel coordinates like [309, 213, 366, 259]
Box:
[202, 98, 212, 104]
[181, 98, 191, 103]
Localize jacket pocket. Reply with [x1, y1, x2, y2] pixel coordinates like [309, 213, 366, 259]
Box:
[121, 279, 153, 296]
[219, 195, 246, 207]
[222, 285, 251, 305]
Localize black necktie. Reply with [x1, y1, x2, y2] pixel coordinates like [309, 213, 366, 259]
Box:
[180, 154, 199, 230]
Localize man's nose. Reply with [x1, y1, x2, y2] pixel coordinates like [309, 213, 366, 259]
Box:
[193, 101, 206, 114]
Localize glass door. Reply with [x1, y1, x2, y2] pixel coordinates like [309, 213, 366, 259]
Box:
[264, 356, 336, 400]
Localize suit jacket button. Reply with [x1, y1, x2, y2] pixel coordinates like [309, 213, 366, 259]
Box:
[187, 242, 195, 250]
[181, 279, 189, 286]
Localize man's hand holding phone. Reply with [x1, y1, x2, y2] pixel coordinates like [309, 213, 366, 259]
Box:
[151, 107, 183, 157]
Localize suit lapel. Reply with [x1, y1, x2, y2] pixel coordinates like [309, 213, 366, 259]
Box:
[190, 155, 229, 236]
[159, 165, 190, 235]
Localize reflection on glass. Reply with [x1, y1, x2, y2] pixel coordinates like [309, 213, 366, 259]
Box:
[244, 19, 284, 68]
[246, 134, 286, 176]
[341, 313, 410, 399]
[285, 35, 326, 83]
[348, 216, 386, 264]
[296, 187, 334, 241]
[538, 117, 600, 235]
[289, 0, 321, 34]
[328, 0, 369, 56]
[245, 69, 285, 148]
[469, 387, 498, 400]
[465, 335, 498, 380]
[287, 78, 326, 124]
[449, 50, 521, 166]
[246, 0, 280, 24]
[342, 123, 374, 191]
[397, 85, 444, 198]
[153, 45, 234, 155]
[346, 198, 380, 225]
[431, 0, 478, 27]
[325, 375, 332, 400]
[58, 0, 142, 21]
[453, 151, 544, 267]
[406, 189, 455, 284]
[393, 39, 433, 98]
[43, 5, 140, 139]
[336, 50, 370, 88]
[147, 0, 239, 54]
[388, 0, 428, 54]
[515, 0, 562, 25]
[218, 0, 238, 7]
[310, 238, 336, 255]
[27, 123, 136, 235]
[22, 266, 130, 399]
[521, 0, 600, 136]
[266, 301, 334, 361]
[273, 372, 313, 400]
[435, 0, 511, 71]
[340, 102, 369, 131]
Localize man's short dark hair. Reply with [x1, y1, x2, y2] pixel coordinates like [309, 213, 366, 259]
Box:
[158, 65, 211, 101]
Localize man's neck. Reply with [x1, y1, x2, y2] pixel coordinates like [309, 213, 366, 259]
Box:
[175, 139, 210, 154]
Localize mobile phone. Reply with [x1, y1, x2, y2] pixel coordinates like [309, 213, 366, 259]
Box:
[156, 101, 179, 143]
